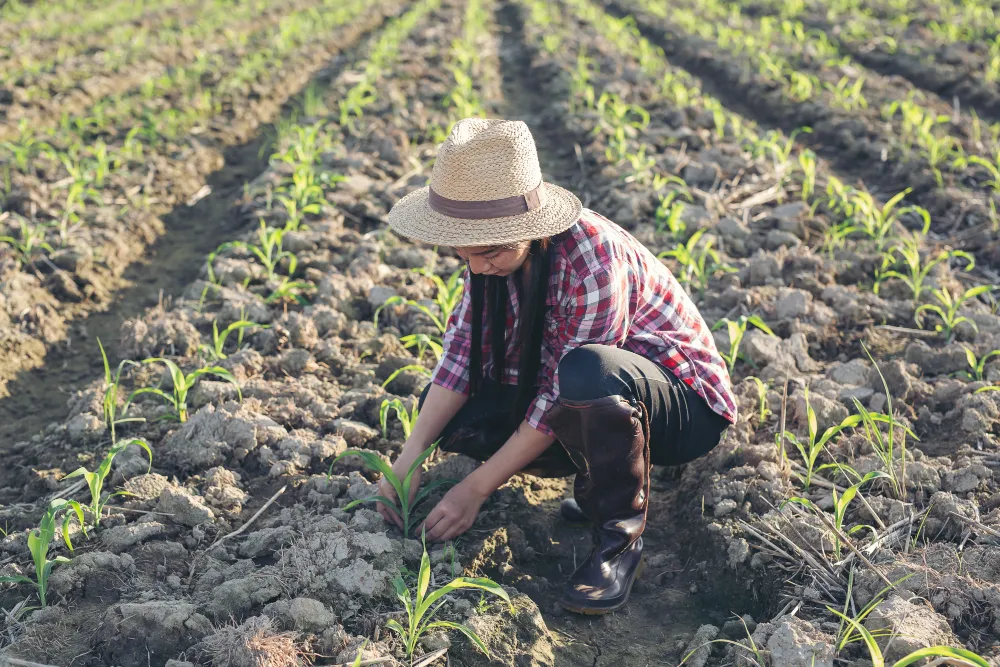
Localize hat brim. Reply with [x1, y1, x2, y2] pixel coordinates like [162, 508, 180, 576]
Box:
[386, 182, 583, 247]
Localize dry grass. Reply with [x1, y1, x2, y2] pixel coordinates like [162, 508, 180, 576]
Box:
[202, 616, 307, 667]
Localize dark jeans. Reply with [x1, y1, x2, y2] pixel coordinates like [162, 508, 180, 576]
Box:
[418, 344, 730, 473]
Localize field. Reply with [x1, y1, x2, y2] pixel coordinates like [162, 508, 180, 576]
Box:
[2, 0, 1000, 665]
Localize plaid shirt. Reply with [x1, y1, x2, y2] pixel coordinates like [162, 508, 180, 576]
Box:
[431, 208, 738, 436]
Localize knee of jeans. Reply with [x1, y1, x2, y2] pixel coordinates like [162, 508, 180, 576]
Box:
[557, 345, 614, 402]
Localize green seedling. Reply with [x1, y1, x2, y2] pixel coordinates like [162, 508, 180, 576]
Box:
[654, 189, 693, 236]
[874, 227, 974, 300]
[64, 438, 152, 529]
[830, 608, 989, 666]
[835, 567, 915, 651]
[375, 268, 465, 335]
[915, 285, 997, 342]
[748, 376, 771, 423]
[851, 345, 917, 499]
[680, 614, 766, 666]
[382, 364, 433, 389]
[98, 338, 143, 443]
[797, 149, 818, 201]
[712, 315, 774, 373]
[380, 398, 419, 439]
[265, 277, 314, 305]
[387, 533, 511, 663]
[199, 320, 266, 361]
[658, 229, 734, 300]
[0, 499, 83, 607]
[400, 333, 443, 362]
[0, 218, 53, 266]
[957, 346, 1000, 382]
[227, 219, 297, 281]
[785, 470, 887, 560]
[330, 442, 453, 537]
[128, 358, 242, 423]
[782, 385, 862, 489]
[825, 75, 868, 112]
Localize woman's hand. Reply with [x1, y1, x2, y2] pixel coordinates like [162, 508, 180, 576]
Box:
[376, 451, 421, 531]
[420, 478, 489, 542]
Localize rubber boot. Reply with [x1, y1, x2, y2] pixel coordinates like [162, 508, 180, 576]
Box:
[546, 395, 650, 615]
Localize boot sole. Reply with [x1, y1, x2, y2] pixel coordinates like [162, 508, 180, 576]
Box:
[559, 557, 645, 616]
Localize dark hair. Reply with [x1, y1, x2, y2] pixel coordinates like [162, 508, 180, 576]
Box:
[468, 239, 552, 427]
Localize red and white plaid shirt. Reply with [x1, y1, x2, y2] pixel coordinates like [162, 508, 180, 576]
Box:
[431, 209, 738, 436]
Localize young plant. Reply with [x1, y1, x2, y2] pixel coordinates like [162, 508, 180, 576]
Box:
[199, 320, 265, 361]
[874, 228, 974, 300]
[265, 277, 314, 305]
[330, 443, 452, 537]
[387, 534, 511, 663]
[0, 499, 82, 607]
[658, 229, 733, 300]
[958, 346, 1000, 382]
[380, 398, 419, 439]
[915, 285, 996, 342]
[98, 338, 144, 443]
[128, 358, 242, 423]
[797, 148, 818, 201]
[712, 315, 775, 372]
[0, 218, 53, 266]
[829, 609, 989, 667]
[400, 334, 443, 362]
[382, 364, 433, 389]
[850, 350, 917, 500]
[654, 189, 693, 236]
[64, 439, 152, 529]
[375, 267, 465, 335]
[785, 470, 887, 560]
[227, 219, 297, 281]
[783, 385, 862, 489]
[748, 376, 771, 423]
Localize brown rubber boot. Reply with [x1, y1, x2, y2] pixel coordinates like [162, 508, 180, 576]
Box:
[547, 395, 650, 615]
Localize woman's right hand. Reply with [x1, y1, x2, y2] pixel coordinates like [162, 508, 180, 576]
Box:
[376, 450, 422, 532]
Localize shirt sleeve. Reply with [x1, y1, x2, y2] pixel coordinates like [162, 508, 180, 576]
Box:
[430, 268, 473, 395]
[525, 263, 628, 435]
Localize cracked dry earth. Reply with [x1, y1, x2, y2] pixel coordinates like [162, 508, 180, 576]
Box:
[3, 0, 1000, 666]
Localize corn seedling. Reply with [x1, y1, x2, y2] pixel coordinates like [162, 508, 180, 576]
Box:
[387, 534, 511, 663]
[400, 333, 443, 362]
[128, 358, 242, 423]
[785, 470, 887, 560]
[712, 315, 774, 373]
[382, 364, 433, 389]
[783, 386, 863, 489]
[375, 268, 465, 335]
[380, 398, 419, 439]
[98, 338, 144, 443]
[797, 149, 818, 201]
[331, 442, 453, 537]
[265, 277, 314, 305]
[825, 75, 868, 112]
[875, 228, 974, 300]
[915, 285, 997, 342]
[835, 567, 915, 651]
[654, 189, 693, 236]
[226, 220, 297, 281]
[199, 320, 265, 361]
[64, 438, 152, 529]
[0, 218, 53, 266]
[0, 499, 82, 607]
[658, 229, 734, 300]
[829, 608, 989, 666]
[958, 346, 1000, 382]
[748, 376, 771, 423]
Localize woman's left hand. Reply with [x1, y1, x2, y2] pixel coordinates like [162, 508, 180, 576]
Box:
[420, 478, 489, 542]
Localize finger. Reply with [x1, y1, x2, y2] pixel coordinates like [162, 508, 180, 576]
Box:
[441, 520, 469, 542]
[427, 517, 452, 542]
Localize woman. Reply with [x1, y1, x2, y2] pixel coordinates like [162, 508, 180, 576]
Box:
[379, 118, 737, 615]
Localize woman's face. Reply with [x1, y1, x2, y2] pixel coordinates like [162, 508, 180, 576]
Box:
[454, 243, 531, 277]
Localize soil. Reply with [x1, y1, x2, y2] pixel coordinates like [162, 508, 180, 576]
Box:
[2, 0, 1000, 665]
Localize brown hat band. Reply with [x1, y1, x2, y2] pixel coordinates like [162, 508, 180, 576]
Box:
[428, 181, 545, 219]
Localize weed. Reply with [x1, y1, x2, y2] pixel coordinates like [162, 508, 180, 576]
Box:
[128, 358, 242, 423]
[65, 439, 152, 529]
[387, 534, 510, 663]
[331, 443, 453, 537]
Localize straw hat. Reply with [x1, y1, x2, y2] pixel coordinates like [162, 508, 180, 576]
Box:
[387, 118, 582, 247]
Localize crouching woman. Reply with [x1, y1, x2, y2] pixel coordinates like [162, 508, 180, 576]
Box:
[377, 118, 737, 615]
